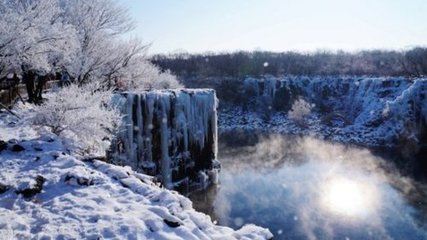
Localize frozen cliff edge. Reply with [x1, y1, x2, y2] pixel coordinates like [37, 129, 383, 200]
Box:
[109, 89, 220, 190]
[0, 113, 272, 239]
[220, 76, 427, 152]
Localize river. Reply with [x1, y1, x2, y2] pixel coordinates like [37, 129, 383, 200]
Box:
[190, 134, 427, 240]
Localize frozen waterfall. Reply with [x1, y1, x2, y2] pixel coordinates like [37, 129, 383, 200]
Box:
[110, 89, 219, 190]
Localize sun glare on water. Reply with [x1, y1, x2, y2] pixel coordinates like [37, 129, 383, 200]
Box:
[322, 177, 379, 218]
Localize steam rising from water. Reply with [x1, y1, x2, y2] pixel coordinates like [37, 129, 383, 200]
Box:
[192, 135, 427, 240]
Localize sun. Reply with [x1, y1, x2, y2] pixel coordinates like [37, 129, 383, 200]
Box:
[321, 177, 379, 218]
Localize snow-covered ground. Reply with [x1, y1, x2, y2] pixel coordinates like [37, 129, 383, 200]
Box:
[0, 112, 272, 240]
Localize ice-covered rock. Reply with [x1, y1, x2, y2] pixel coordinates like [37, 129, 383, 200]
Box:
[110, 89, 219, 190]
[225, 76, 427, 149]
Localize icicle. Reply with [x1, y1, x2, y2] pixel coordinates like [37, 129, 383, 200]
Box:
[174, 92, 190, 153]
[160, 94, 171, 189]
[125, 94, 135, 168]
[211, 92, 218, 160]
[144, 93, 155, 163]
[136, 94, 144, 169]
[263, 78, 277, 100]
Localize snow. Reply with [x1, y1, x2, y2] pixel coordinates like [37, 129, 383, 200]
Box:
[0, 112, 272, 239]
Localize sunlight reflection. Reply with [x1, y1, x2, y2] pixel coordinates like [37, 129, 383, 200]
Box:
[322, 177, 379, 218]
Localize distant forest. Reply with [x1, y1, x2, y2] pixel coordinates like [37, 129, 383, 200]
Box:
[151, 48, 427, 78]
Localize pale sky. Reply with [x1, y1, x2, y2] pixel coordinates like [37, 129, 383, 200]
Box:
[119, 0, 427, 54]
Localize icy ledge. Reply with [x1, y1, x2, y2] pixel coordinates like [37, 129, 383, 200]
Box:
[0, 116, 272, 239]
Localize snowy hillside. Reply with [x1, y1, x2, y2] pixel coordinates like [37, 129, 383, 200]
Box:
[0, 113, 272, 239]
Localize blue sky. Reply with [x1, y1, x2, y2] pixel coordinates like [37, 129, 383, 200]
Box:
[119, 0, 427, 54]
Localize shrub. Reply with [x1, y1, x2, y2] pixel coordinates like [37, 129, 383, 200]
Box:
[288, 97, 312, 126]
[114, 60, 182, 91]
[27, 82, 121, 154]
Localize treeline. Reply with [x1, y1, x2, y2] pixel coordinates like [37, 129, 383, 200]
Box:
[151, 48, 427, 78]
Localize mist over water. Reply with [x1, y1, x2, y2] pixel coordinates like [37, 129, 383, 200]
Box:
[190, 134, 427, 240]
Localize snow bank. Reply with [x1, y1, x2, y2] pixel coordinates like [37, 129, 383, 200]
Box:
[110, 89, 220, 190]
[0, 113, 272, 239]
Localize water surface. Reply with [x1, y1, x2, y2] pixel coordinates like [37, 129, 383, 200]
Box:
[190, 135, 427, 240]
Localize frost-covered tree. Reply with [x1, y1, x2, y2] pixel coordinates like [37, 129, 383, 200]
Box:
[0, 0, 76, 77]
[58, 0, 180, 88]
[119, 58, 182, 90]
[100, 39, 181, 90]
[288, 97, 312, 126]
[60, 0, 134, 84]
[1, 0, 180, 89]
[26, 82, 121, 154]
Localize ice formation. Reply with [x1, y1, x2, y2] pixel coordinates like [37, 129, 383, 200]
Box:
[110, 89, 219, 190]
[228, 76, 427, 147]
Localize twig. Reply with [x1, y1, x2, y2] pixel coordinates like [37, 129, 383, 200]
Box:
[0, 102, 20, 119]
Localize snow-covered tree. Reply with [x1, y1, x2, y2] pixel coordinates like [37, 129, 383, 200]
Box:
[60, 0, 134, 84]
[1, 0, 181, 88]
[118, 57, 182, 90]
[0, 0, 76, 77]
[288, 97, 312, 126]
[26, 82, 121, 154]
[59, 0, 181, 88]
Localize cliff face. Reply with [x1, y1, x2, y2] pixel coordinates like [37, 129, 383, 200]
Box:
[110, 89, 219, 190]
[225, 76, 427, 151]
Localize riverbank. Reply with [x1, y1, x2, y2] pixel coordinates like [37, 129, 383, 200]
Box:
[0, 110, 272, 239]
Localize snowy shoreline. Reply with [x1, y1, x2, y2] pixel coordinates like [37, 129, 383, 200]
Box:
[0, 112, 272, 239]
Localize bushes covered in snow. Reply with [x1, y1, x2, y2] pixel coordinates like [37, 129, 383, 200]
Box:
[24, 83, 121, 154]
[116, 59, 182, 91]
[288, 97, 312, 126]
